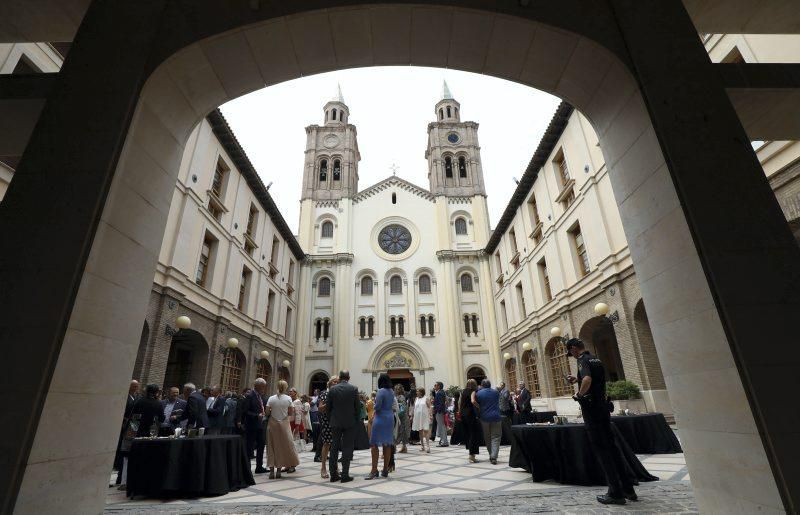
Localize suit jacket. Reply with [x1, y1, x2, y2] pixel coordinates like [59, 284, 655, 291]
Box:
[243, 390, 267, 430]
[518, 388, 532, 413]
[122, 394, 137, 429]
[224, 398, 238, 427]
[327, 380, 360, 429]
[160, 398, 187, 428]
[183, 391, 209, 428]
[132, 397, 165, 437]
[207, 396, 226, 428]
[433, 389, 447, 414]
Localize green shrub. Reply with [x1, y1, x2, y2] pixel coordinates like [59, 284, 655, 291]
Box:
[606, 380, 641, 400]
[446, 385, 461, 398]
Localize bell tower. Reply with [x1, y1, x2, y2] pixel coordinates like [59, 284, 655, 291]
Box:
[426, 81, 486, 197]
[300, 84, 360, 201]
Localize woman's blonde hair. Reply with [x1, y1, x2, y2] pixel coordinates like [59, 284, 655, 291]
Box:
[277, 380, 289, 393]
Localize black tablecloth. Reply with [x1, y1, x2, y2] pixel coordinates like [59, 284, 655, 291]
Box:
[127, 435, 255, 498]
[611, 413, 682, 454]
[509, 424, 658, 486]
[515, 411, 558, 424]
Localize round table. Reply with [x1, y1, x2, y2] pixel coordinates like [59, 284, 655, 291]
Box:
[509, 424, 658, 486]
[611, 413, 681, 454]
[126, 435, 254, 498]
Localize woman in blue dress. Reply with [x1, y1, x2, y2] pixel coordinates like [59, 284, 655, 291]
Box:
[365, 373, 396, 479]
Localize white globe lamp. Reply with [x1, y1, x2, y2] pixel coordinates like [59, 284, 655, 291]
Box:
[522, 342, 532, 351]
[550, 326, 562, 338]
[227, 337, 238, 349]
[260, 350, 270, 360]
[175, 316, 191, 329]
[594, 302, 610, 316]
[503, 352, 512, 360]
[282, 359, 291, 368]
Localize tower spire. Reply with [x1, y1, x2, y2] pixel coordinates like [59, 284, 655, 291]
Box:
[334, 83, 345, 103]
[441, 80, 453, 100]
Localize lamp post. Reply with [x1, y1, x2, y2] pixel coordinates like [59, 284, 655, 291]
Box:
[522, 342, 532, 351]
[594, 302, 620, 323]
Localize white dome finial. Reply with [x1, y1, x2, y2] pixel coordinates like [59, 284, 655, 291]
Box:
[441, 80, 453, 100]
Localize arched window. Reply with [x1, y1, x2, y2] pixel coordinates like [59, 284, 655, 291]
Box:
[460, 273, 473, 292]
[323, 318, 330, 340]
[447, 106, 451, 117]
[398, 316, 405, 337]
[256, 359, 272, 384]
[390, 316, 397, 338]
[359, 317, 366, 338]
[321, 221, 334, 238]
[439, 108, 443, 120]
[390, 275, 402, 294]
[333, 160, 341, 181]
[428, 315, 435, 334]
[549, 340, 573, 396]
[458, 156, 467, 178]
[318, 277, 331, 297]
[360, 276, 373, 295]
[420, 315, 427, 336]
[444, 156, 453, 178]
[471, 314, 479, 335]
[454, 217, 468, 236]
[220, 348, 244, 394]
[332, 108, 337, 120]
[464, 314, 471, 335]
[505, 358, 518, 390]
[315, 319, 322, 340]
[522, 350, 541, 398]
[367, 317, 375, 338]
[392, 192, 396, 204]
[319, 159, 328, 181]
[418, 274, 431, 294]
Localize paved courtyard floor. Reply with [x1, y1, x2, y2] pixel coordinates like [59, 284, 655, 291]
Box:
[106, 442, 695, 514]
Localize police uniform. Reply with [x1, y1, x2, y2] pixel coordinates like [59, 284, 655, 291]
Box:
[576, 349, 634, 501]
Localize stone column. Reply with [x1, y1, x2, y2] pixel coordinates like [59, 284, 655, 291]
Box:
[479, 257, 502, 381]
[606, 1, 800, 510]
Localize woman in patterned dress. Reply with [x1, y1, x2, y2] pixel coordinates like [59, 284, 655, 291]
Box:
[317, 376, 338, 479]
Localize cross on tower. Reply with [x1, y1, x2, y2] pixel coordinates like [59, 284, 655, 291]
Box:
[389, 163, 399, 176]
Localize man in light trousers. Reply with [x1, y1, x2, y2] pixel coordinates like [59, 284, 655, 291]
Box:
[433, 382, 449, 446]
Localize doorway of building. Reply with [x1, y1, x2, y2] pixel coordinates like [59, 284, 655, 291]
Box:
[467, 366, 487, 386]
[308, 371, 329, 394]
[388, 368, 416, 392]
[579, 316, 625, 382]
[163, 329, 209, 391]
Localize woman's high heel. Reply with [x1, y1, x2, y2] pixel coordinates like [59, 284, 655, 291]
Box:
[381, 469, 389, 477]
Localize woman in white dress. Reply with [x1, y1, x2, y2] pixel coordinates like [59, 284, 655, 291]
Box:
[265, 380, 300, 479]
[410, 387, 432, 453]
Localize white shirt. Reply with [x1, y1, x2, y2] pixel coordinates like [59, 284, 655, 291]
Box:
[206, 396, 215, 409]
[267, 394, 293, 421]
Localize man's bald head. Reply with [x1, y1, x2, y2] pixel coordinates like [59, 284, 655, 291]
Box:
[129, 380, 140, 395]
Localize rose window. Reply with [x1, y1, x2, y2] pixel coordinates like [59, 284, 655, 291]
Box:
[378, 224, 412, 255]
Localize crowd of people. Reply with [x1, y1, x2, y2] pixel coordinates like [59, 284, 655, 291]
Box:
[114, 339, 637, 505]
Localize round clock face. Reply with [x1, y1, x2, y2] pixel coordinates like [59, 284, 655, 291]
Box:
[378, 224, 412, 255]
[447, 132, 460, 144]
[323, 134, 340, 148]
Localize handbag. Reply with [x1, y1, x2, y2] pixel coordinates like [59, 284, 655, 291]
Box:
[120, 412, 141, 452]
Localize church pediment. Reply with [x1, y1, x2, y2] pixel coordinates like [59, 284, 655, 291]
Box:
[353, 176, 435, 204]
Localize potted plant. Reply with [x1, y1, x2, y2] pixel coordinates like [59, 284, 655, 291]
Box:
[606, 380, 646, 414]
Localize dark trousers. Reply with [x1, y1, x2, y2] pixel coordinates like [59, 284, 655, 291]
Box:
[583, 404, 633, 498]
[463, 415, 481, 456]
[329, 425, 355, 476]
[246, 423, 266, 469]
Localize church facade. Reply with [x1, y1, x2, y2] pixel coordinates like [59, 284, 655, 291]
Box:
[293, 84, 501, 392]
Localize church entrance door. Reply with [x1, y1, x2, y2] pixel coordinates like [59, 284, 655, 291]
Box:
[388, 368, 415, 392]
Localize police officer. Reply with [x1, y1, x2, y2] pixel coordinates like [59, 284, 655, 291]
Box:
[566, 337, 637, 505]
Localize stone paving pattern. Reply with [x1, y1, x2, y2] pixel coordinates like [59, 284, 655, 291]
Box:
[106, 442, 695, 514]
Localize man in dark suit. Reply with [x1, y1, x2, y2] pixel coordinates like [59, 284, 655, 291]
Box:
[206, 385, 226, 435]
[518, 382, 532, 423]
[327, 370, 360, 483]
[243, 378, 268, 473]
[433, 382, 449, 446]
[114, 380, 139, 485]
[159, 386, 187, 436]
[181, 383, 209, 429]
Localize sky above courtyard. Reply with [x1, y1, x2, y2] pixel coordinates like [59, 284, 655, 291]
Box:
[220, 66, 561, 234]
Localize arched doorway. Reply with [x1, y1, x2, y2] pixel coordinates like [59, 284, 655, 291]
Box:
[504, 359, 518, 390]
[466, 366, 486, 386]
[256, 358, 272, 388]
[278, 365, 291, 386]
[387, 369, 415, 392]
[521, 350, 541, 398]
[163, 329, 209, 391]
[579, 316, 625, 382]
[634, 300, 666, 390]
[545, 338, 572, 397]
[308, 371, 329, 394]
[219, 348, 245, 394]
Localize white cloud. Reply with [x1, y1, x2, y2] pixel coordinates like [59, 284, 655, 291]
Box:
[220, 66, 560, 234]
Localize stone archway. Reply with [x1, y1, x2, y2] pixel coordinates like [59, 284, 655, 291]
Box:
[466, 366, 487, 386]
[163, 329, 209, 391]
[578, 316, 625, 383]
[5, 2, 798, 513]
[308, 370, 329, 395]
